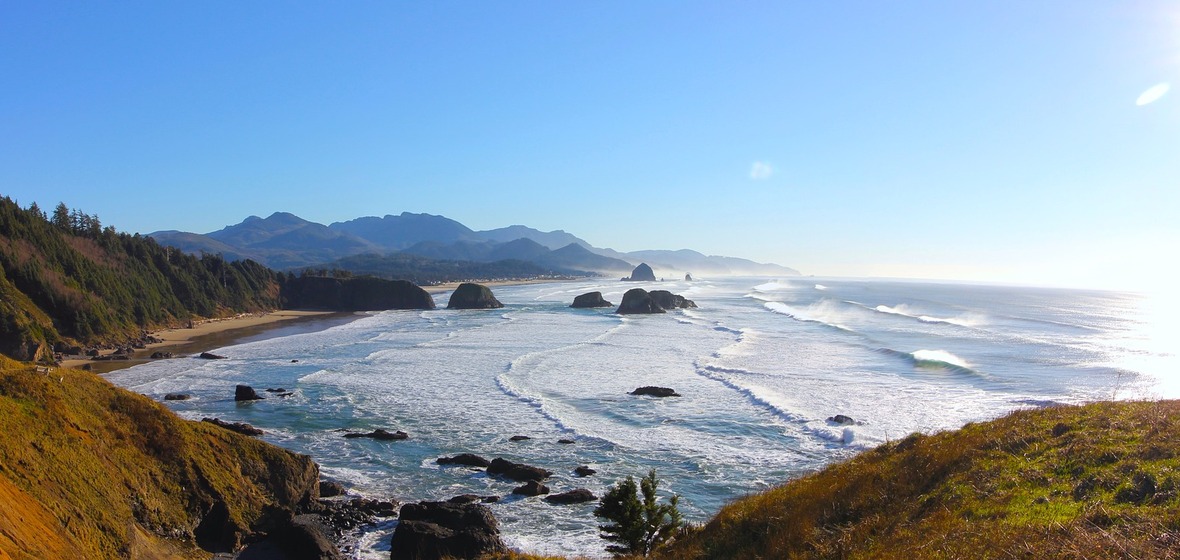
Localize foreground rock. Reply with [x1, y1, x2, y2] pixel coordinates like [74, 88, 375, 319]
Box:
[389, 501, 506, 560]
[319, 480, 347, 498]
[486, 458, 552, 482]
[616, 288, 666, 314]
[436, 454, 492, 468]
[545, 488, 597, 504]
[649, 289, 697, 310]
[631, 386, 681, 398]
[570, 291, 613, 308]
[343, 429, 408, 441]
[623, 262, 657, 282]
[235, 384, 264, 401]
[202, 417, 264, 436]
[447, 283, 504, 309]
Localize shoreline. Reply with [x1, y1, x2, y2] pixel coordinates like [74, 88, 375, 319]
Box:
[72, 277, 588, 375]
[66, 310, 360, 374]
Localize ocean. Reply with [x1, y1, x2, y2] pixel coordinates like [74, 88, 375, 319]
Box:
[106, 276, 1179, 558]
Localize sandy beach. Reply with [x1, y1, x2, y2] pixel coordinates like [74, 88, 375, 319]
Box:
[62, 310, 355, 374]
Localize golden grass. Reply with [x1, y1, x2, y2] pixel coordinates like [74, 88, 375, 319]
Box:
[0, 356, 318, 558]
[656, 400, 1180, 560]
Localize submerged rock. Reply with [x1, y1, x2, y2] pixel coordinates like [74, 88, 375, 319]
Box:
[570, 291, 613, 308]
[343, 429, 408, 441]
[389, 501, 506, 560]
[436, 454, 492, 468]
[447, 283, 504, 309]
[631, 386, 681, 398]
[486, 458, 552, 482]
[509, 435, 531, 442]
[545, 488, 597, 505]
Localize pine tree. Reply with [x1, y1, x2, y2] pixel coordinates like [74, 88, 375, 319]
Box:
[594, 469, 684, 556]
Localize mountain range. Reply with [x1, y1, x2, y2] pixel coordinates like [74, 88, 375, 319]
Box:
[149, 212, 800, 278]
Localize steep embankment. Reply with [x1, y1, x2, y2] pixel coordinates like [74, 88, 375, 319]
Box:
[656, 400, 1180, 559]
[0, 356, 319, 558]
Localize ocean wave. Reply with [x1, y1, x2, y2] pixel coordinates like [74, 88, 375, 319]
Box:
[764, 301, 854, 332]
[847, 301, 982, 328]
[693, 359, 809, 425]
[876, 347, 982, 376]
[814, 284, 828, 291]
[752, 281, 791, 292]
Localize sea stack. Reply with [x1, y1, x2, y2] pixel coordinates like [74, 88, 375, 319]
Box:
[570, 291, 613, 308]
[622, 263, 657, 282]
[447, 283, 504, 309]
[616, 288, 665, 314]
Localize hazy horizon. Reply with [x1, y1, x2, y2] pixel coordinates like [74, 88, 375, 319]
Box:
[3, 2, 1177, 292]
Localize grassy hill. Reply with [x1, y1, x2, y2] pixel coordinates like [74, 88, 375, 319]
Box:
[0, 355, 319, 558]
[648, 400, 1180, 560]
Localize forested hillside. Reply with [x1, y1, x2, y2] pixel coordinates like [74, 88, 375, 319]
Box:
[0, 197, 280, 361]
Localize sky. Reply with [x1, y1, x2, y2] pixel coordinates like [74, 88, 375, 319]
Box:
[2, 1, 1178, 291]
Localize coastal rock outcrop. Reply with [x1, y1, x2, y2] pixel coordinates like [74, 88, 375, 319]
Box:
[649, 290, 696, 310]
[616, 288, 666, 314]
[446, 283, 504, 310]
[199, 352, 227, 360]
[545, 488, 597, 504]
[202, 417, 264, 436]
[389, 501, 507, 560]
[570, 291, 613, 308]
[280, 276, 436, 311]
[486, 458, 552, 482]
[574, 466, 597, 477]
[512, 481, 551, 497]
[235, 384, 264, 401]
[343, 429, 408, 441]
[437, 454, 492, 468]
[631, 386, 681, 398]
[622, 262, 657, 282]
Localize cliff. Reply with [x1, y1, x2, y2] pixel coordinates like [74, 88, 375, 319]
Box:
[0, 356, 320, 558]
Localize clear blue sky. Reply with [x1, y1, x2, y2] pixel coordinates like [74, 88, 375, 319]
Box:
[2, 1, 1177, 290]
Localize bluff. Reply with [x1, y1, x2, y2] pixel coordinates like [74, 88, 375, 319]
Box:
[280, 275, 436, 311]
[0, 356, 320, 557]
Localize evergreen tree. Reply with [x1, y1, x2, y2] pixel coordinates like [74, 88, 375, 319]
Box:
[594, 469, 684, 556]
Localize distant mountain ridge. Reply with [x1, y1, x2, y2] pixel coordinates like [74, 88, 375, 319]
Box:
[149, 211, 800, 277]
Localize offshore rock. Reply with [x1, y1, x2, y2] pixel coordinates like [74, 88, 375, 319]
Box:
[389, 501, 507, 560]
[649, 290, 696, 310]
[163, 393, 191, 401]
[623, 262, 657, 282]
[343, 429, 408, 441]
[202, 417, 264, 436]
[574, 466, 597, 477]
[512, 481, 550, 496]
[570, 291, 613, 308]
[436, 454, 492, 468]
[486, 458, 552, 482]
[631, 386, 681, 398]
[616, 288, 665, 314]
[545, 488, 597, 504]
[446, 283, 504, 309]
[234, 384, 264, 401]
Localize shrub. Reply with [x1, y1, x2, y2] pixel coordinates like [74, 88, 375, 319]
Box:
[594, 469, 684, 556]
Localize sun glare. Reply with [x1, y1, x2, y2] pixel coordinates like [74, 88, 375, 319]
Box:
[1136, 82, 1170, 106]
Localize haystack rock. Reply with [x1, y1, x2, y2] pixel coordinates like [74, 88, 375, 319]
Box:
[622, 263, 657, 282]
[570, 291, 612, 308]
[447, 283, 504, 309]
[235, 384, 264, 401]
[616, 288, 665, 314]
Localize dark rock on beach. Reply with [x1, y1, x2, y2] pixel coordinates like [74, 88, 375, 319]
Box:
[150, 351, 173, 359]
[486, 458, 552, 482]
[270, 513, 343, 560]
[343, 429, 408, 441]
[623, 262, 657, 282]
[199, 352, 227, 360]
[616, 288, 666, 314]
[545, 488, 597, 505]
[202, 417, 264, 436]
[389, 501, 507, 560]
[319, 480, 347, 498]
[512, 481, 550, 496]
[631, 386, 681, 398]
[235, 384, 264, 401]
[447, 282, 504, 309]
[571, 291, 613, 308]
[437, 454, 492, 468]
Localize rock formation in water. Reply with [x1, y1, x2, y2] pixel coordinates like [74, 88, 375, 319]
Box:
[631, 386, 682, 398]
[649, 290, 697, 310]
[622, 262, 657, 282]
[447, 283, 504, 309]
[389, 501, 507, 560]
[570, 291, 613, 308]
[616, 288, 666, 314]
